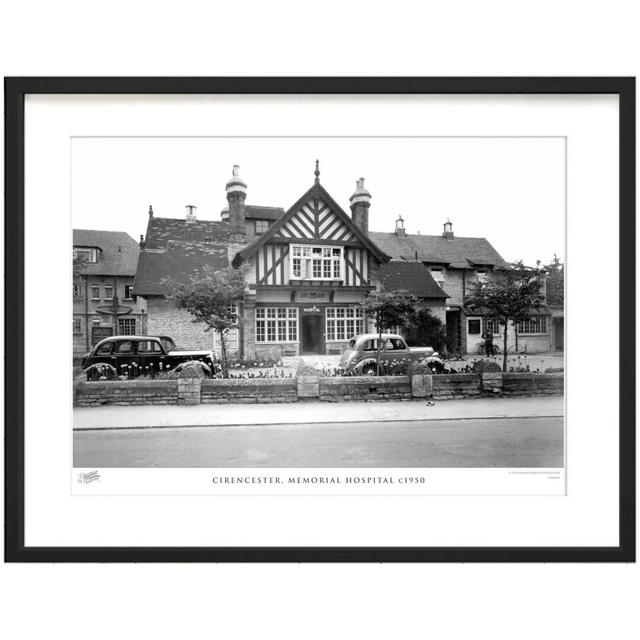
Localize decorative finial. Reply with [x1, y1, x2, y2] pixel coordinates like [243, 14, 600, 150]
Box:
[148, 205, 154, 217]
[314, 159, 320, 183]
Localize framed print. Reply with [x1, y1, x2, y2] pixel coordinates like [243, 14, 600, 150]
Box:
[4, 77, 635, 562]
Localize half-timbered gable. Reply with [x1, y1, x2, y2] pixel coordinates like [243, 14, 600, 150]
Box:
[233, 169, 390, 356]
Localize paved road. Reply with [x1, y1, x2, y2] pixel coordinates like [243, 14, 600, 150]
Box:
[74, 416, 563, 468]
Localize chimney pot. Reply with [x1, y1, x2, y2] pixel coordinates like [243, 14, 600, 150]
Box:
[185, 204, 197, 223]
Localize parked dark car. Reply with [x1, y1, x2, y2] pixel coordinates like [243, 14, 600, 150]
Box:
[81, 335, 216, 380]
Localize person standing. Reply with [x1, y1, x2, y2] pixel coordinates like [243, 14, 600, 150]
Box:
[482, 329, 494, 357]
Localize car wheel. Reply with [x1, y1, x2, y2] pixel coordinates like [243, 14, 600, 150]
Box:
[84, 363, 117, 381]
[361, 363, 377, 376]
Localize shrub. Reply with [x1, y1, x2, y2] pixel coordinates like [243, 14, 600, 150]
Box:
[544, 367, 564, 374]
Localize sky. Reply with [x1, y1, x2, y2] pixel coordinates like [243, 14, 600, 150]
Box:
[71, 136, 565, 265]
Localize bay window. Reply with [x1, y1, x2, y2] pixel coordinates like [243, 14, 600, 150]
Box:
[291, 244, 343, 281]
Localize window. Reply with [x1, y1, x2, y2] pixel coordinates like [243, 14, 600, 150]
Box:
[386, 337, 407, 351]
[73, 283, 82, 297]
[517, 317, 548, 335]
[290, 244, 343, 281]
[92, 317, 101, 326]
[115, 340, 134, 354]
[476, 270, 488, 286]
[96, 342, 112, 355]
[73, 318, 82, 334]
[255, 307, 298, 343]
[484, 319, 502, 335]
[118, 318, 136, 335]
[213, 329, 239, 352]
[124, 285, 133, 299]
[137, 340, 162, 353]
[468, 318, 482, 335]
[363, 338, 382, 351]
[430, 268, 445, 290]
[73, 247, 98, 263]
[325, 307, 364, 341]
[104, 285, 113, 300]
[91, 285, 100, 300]
[255, 220, 270, 235]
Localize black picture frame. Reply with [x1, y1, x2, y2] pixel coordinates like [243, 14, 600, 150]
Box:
[4, 77, 635, 563]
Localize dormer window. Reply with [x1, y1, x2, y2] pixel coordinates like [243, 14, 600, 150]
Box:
[255, 220, 270, 235]
[290, 244, 343, 281]
[73, 247, 98, 263]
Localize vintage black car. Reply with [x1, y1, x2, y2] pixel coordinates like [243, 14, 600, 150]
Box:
[81, 335, 216, 380]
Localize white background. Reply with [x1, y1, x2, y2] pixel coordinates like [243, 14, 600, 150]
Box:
[1, 2, 638, 640]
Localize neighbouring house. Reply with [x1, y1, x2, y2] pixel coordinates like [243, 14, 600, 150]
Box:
[73, 229, 146, 361]
[132, 164, 555, 357]
[371, 219, 552, 355]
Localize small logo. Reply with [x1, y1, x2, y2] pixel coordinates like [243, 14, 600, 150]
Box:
[78, 470, 101, 484]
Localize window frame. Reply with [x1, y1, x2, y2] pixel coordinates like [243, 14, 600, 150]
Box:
[325, 306, 365, 342]
[117, 317, 136, 335]
[73, 247, 98, 263]
[516, 316, 548, 335]
[289, 244, 344, 282]
[255, 307, 299, 343]
[255, 220, 270, 235]
[104, 285, 114, 300]
[124, 284, 133, 300]
[90, 285, 100, 300]
[72, 318, 82, 334]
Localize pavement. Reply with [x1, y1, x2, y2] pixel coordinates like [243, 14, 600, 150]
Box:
[74, 396, 564, 430]
[74, 416, 563, 468]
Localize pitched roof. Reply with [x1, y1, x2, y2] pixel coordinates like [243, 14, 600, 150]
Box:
[73, 229, 140, 276]
[133, 216, 230, 296]
[144, 217, 231, 250]
[380, 260, 448, 299]
[234, 182, 391, 263]
[368, 232, 508, 269]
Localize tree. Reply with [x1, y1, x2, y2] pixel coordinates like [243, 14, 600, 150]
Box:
[171, 265, 246, 378]
[465, 261, 545, 371]
[403, 305, 447, 354]
[543, 254, 564, 306]
[73, 253, 87, 303]
[361, 287, 418, 375]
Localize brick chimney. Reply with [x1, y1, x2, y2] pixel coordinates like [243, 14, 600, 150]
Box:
[349, 177, 371, 235]
[395, 215, 406, 237]
[442, 218, 454, 239]
[226, 164, 247, 242]
[185, 204, 197, 224]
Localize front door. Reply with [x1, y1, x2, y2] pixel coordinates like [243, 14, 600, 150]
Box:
[301, 314, 323, 355]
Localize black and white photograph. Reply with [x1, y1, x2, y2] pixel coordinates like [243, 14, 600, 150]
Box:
[6, 78, 632, 562]
[72, 135, 565, 477]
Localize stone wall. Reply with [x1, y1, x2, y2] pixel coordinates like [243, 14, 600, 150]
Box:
[145, 296, 212, 350]
[74, 380, 178, 407]
[502, 372, 564, 396]
[432, 374, 481, 399]
[201, 378, 298, 403]
[73, 371, 564, 406]
[319, 376, 412, 401]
